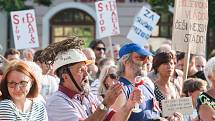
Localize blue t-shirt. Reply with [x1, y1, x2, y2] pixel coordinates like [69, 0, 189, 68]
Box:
[118, 77, 160, 121]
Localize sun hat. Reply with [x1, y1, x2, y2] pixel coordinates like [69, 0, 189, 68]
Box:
[53, 49, 91, 72]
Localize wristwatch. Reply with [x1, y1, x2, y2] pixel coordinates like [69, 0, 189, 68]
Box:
[99, 103, 108, 111]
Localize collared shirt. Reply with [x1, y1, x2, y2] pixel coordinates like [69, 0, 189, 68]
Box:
[118, 77, 160, 121]
[46, 85, 114, 121]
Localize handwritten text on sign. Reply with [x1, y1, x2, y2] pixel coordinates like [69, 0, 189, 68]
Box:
[11, 9, 39, 50]
[95, 0, 120, 38]
[172, 0, 208, 55]
[127, 7, 160, 46]
[161, 97, 193, 117]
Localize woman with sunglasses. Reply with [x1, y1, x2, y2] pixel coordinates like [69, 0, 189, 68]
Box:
[98, 65, 123, 109]
[0, 60, 48, 120]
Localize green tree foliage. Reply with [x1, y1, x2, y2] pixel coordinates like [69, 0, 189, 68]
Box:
[147, 0, 215, 28]
[146, 0, 173, 13]
[0, 0, 52, 12]
[208, 0, 215, 28]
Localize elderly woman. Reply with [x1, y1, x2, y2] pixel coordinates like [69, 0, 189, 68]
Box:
[0, 60, 48, 120]
[197, 57, 215, 120]
[153, 52, 181, 110]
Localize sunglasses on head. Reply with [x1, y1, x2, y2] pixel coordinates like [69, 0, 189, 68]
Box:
[95, 47, 106, 51]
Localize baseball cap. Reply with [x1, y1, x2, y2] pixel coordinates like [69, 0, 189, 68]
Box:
[119, 43, 152, 58]
[53, 49, 91, 72]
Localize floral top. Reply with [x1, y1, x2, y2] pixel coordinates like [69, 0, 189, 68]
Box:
[197, 92, 215, 114]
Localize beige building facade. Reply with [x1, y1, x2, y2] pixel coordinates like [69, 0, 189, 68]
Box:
[0, 0, 173, 55]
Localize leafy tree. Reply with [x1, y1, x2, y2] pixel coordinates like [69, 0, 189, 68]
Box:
[147, 0, 215, 28]
[146, 0, 173, 14]
[0, 0, 52, 12]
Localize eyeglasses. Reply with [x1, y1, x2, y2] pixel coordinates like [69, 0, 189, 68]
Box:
[133, 55, 148, 62]
[7, 81, 30, 88]
[108, 73, 118, 80]
[95, 47, 106, 52]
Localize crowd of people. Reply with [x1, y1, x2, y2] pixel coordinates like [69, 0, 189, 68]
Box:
[0, 36, 215, 121]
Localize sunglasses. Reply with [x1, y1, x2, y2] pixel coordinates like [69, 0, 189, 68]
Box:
[7, 81, 30, 88]
[95, 47, 106, 51]
[108, 73, 118, 80]
[134, 55, 148, 62]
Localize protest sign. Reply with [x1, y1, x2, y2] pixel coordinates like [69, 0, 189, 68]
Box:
[127, 7, 160, 47]
[161, 97, 193, 117]
[172, 0, 208, 55]
[95, 0, 120, 39]
[11, 9, 39, 50]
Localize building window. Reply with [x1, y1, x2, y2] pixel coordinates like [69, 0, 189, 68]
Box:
[50, 9, 95, 47]
[158, 13, 173, 38]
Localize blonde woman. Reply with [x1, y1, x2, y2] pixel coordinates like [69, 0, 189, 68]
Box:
[98, 65, 125, 110]
[98, 65, 118, 98]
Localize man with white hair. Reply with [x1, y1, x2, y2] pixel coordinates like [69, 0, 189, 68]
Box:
[43, 37, 142, 121]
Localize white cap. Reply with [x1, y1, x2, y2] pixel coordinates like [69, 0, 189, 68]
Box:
[53, 49, 91, 72]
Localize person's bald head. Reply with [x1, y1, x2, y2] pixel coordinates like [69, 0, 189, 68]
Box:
[83, 48, 96, 64]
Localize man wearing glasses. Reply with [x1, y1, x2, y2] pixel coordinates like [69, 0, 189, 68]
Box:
[44, 37, 143, 121]
[115, 43, 162, 121]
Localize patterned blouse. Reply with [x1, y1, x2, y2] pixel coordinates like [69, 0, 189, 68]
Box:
[154, 83, 180, 110]
[197, 92, 215, 113]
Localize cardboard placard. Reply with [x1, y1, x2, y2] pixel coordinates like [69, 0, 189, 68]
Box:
[95, 0, 120, 38]
[161, 97, 193, 117]
[172, 0, 208, 55]
[127, 7, 160, 47]
[10, 9, 39, 50]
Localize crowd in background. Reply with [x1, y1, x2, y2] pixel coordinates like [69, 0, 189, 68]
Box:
[0, 37, 215, 121]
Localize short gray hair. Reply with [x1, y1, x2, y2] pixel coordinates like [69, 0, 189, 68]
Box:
[204, 57, 215, 87]
[117, 53, 131, 77]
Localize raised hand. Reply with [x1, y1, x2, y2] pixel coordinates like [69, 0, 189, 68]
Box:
[102, 83, 123, 108]
[126, 87, 143, 110]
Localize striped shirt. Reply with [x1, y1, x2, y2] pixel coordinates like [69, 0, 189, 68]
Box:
[46, 90, 100, 121]
[46, 85, 114, 121]
[90, 79, 100, 96]
[0, 99, 48, 121]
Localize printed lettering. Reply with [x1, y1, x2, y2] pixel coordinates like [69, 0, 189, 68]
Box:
[13, 15, 19, 24]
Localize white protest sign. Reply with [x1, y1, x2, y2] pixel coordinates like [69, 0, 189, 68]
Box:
[95, 0, 120, 39]
[127, 7, 160, 47]
[11, 9, 39, 50]
[172, 0, 208, 55]
[161, 97, 193, 117]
